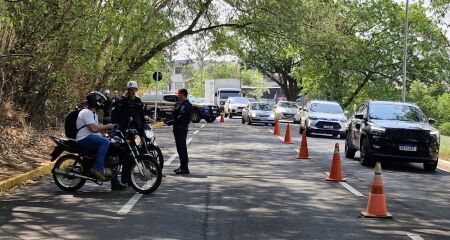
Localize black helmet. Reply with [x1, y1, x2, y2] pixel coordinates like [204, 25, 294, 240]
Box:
[86, 91, 107, 109]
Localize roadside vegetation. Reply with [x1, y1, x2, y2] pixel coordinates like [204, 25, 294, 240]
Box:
[441, 135, 450, 161]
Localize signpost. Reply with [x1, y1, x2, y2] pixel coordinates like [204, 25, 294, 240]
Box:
[152, 72, 163, 120]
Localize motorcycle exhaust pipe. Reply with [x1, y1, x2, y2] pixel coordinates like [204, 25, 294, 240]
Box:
[53, 169, 96, 181]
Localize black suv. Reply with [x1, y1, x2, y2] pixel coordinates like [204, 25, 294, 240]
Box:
[345, 101, 440, 171]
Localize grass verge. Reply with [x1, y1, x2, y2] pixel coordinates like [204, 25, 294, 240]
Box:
[441, 135, 450, 161]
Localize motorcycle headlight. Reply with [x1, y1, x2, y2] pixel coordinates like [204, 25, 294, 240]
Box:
[370, 126, 385, 136]
[145, 129, 154, 139]
[251, 112, 257, 117]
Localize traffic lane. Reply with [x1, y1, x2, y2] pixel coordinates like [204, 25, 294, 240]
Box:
[119, 118, 403, 240]
[236, 119, 450, 239]
[0, 178, 138, 240]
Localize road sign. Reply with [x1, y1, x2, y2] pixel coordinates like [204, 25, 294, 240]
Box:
[153, 72, 162, 81]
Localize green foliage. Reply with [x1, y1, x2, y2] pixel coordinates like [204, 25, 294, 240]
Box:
[439, 123, 450, 136]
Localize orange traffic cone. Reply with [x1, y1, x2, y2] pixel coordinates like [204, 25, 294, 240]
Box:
[273, 118, 280, 136]
[220, 113, 225, 123]
[326, 143, 345, 182]
[283, 123, 293, 144]
[297, 131, 310, 159]
[361, 162, 392, 218]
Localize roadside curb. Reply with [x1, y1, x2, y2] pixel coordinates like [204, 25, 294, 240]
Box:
[0, 162, 56, 192]
[438, 159, 450, 172]
[0, 121, 166, 193]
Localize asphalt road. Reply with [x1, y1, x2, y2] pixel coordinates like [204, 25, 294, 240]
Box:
[1, 118, 449, 240]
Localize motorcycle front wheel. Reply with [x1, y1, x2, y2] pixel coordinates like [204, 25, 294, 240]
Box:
[52, 155, 86, 191]
[152, 146, 164, 170]
[129, 157, 162, 194]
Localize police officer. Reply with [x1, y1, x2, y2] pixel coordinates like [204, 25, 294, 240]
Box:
[165, 88, 192, 174]
[111, 80, 146, 184]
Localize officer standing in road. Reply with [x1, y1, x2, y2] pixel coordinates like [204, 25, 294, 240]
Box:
[111, 80, 146, 184]
[165, 88, 192, 174]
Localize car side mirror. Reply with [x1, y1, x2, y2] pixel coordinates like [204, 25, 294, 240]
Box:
[428, 118, 436, 124]
[355, 114, 364, 120]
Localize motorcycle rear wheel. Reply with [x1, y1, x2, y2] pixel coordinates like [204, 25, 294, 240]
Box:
[129, 157, 162, 194]
[52, 155, 86, 191]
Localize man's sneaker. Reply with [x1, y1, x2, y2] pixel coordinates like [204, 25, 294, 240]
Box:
[89, 169, 106, 181]
[175, 169, 190, 175]
[111, 182, 128, 191]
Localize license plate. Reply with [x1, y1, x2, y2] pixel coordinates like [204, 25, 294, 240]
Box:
[399, 145, 417, 152]
[260, 115, 269, 117]
[323, 125, 333, 129]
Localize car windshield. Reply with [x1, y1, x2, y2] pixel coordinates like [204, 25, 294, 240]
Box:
[251, 103, 271, 111]
[310, 103, 343, 114]
[369, 104, 427, 122]
[229, 97, 249, 104]
[220, 91, 240, 99]
[278, 102, 297, 108]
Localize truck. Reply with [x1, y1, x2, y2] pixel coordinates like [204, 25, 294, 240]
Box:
[141, 91, 220, 123]
[204, 78, 241, 111]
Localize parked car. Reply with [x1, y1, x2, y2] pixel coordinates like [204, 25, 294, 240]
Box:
[274, 101, 299, 122]
[142, 92, 220, 123]
[242, 102, 276, 126]
[224, 97, 249, 118]
[299, 100, 347, 138]
[260, 99, 276, 108]
[345, 101, 440, 170]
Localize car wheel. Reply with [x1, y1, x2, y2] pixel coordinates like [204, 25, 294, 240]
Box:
[333, 134, 338, 138]
[191, 110, 201, 123]
[423, 161, 437, 171]
[247, 118, 252, 125]
[271, 123, 275, 126]
[299, 126, 304, 134]
[345, 134, 356, 159]
[340, 132, 347, 139]
[206, 118, 215, 123]
[241, 116, 245, 124]
[360, 137, 373, 166]
[229, 113, 233, 119]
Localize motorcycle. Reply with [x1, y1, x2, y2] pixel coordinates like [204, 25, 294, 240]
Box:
[140, 121, 164, 170]
[49, 125, 162, 194]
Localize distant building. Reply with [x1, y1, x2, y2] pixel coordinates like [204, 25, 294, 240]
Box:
[170, 59, 193, 90]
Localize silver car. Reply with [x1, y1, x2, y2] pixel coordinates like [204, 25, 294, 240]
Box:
[299, 100, 348, 139]
[274, 101, 299, 122]
[242, 102, 276, 125]
[224, 97, 249, 118]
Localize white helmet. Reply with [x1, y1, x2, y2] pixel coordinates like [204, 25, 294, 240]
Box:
[104, 89, 111, 94]
[127, 81, 138, 89]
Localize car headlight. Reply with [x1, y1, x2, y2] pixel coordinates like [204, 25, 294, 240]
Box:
[270, 113, 274, 118]
[370, 126, 385, 136]
[145, 129, 154, 139]
[251, 112, 257, 117]
[340, 119, 347, 123]
[430, 130, 440, 141]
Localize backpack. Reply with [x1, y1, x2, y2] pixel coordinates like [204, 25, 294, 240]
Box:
[64, 107, 87, 139]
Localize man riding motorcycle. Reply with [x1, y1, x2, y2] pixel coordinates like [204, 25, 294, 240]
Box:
[76, 91, 128, 190]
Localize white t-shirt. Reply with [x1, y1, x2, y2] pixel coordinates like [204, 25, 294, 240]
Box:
[76, 109, 101, 141]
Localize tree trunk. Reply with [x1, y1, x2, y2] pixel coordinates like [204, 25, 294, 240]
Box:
[342, 73, 372, 108]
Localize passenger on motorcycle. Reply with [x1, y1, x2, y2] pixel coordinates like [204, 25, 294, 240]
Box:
[76, 91, 128, 190]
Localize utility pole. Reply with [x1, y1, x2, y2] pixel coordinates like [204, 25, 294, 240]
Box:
[402, 0, 409, 102]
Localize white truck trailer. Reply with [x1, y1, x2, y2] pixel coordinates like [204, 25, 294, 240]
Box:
[204, 78, 241, 110]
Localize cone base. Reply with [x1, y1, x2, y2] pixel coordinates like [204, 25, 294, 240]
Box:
[360, 211, 392, 219]
[326, 177, 346, 182]
[297, 157, 311, 159]
[283, 142, 293, 144]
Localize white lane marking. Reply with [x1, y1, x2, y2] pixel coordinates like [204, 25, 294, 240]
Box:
[200, 124, 206, 128]
[294, 149, 299, 153]
[324, 172, 365, 197]
[117, 193, 143, 215]
[268, 129, 273, 134]
[277, 136, 284, 141]
[407, 234, 424, 240]
[194, 130, 199, 135]
[165, 154, 178, 165]
[339, 182, 365, 197]
[187, 137, 193, 145]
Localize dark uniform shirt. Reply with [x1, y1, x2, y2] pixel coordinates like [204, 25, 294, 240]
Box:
[112, 96, 146, 136]
[167, 100, 192, 130]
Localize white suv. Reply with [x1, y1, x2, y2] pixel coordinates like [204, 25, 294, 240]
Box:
[224, 97, 249, 118]
[299, 100, 348, 139]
